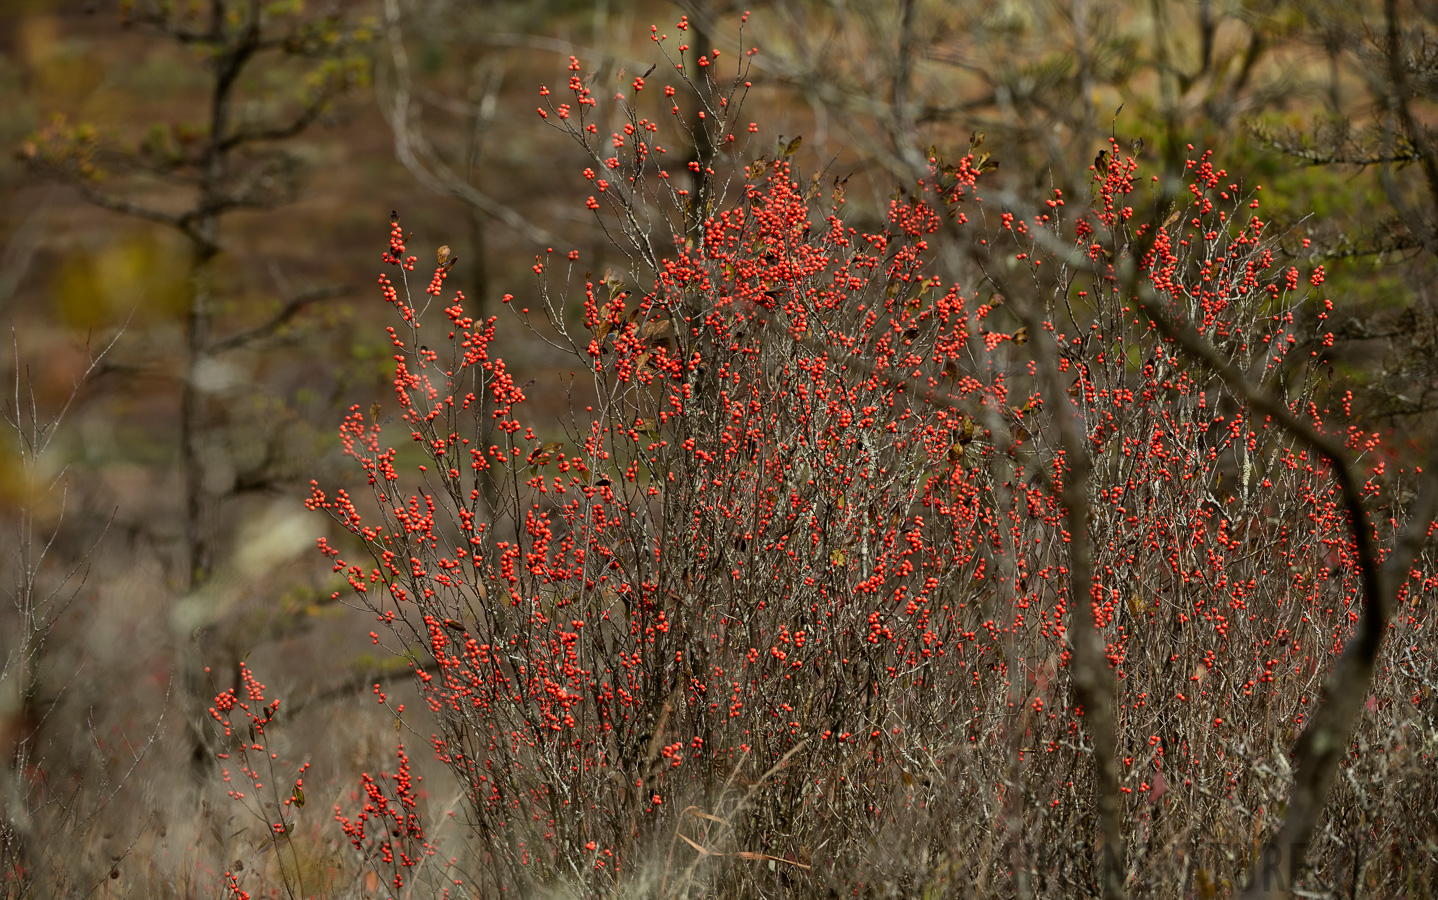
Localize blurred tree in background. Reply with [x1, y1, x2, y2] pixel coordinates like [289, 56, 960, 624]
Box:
[17, 0, 375, 797]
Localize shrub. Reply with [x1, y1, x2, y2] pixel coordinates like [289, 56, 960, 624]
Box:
[288, 20, 1437, 899]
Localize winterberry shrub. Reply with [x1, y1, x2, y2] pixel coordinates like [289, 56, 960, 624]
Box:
[209, 663, 314, 899]
[297, 18, 1438, 899]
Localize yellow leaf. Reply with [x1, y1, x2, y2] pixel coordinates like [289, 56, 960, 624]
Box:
[526, 441, 564, 473]
[959, 415, 976, 442]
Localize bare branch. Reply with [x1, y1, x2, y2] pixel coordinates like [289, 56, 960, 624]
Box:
[218, 97, 330, 151]
[999, 266, 1127, 900]
[209, 283, 349, 354]
[74, 184, 186, 232]
[380, 0, 555, 247]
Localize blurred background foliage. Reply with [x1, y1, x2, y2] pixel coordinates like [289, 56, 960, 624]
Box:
[3, 0, 1438, 894]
